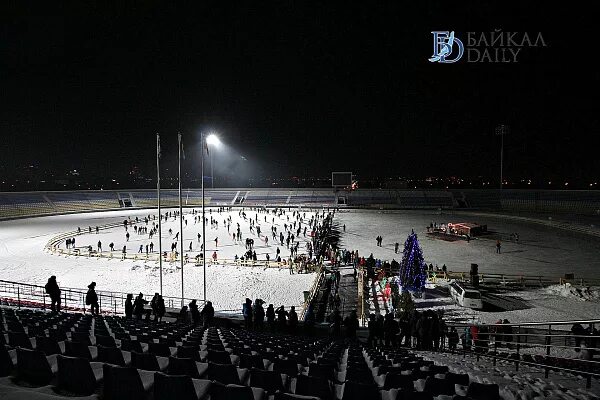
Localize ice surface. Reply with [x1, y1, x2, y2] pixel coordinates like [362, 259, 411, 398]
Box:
[0, 207, 317, 312]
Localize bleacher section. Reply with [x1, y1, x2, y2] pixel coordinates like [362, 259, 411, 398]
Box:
[0, 306, 509, 400]
[0, 193, 53, 219]
[2, 189, 600, 221]
[346, 191, 454, 209]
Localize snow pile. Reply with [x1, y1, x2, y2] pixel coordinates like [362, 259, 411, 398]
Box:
[543, 284, 600, 302]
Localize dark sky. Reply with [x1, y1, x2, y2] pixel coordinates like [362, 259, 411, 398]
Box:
[1, 2, 597, 182]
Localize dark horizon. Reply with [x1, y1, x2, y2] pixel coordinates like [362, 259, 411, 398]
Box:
[1, 2, 598, 185]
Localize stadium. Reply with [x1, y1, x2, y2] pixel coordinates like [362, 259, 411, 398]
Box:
[2, 3, 599, 400]
[1, 187, 599, 398]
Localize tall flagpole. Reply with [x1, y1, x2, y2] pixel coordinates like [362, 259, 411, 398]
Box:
[156, 133, 163, 295]
[178, 133, 185, 306]
[202, 132, 207, 302]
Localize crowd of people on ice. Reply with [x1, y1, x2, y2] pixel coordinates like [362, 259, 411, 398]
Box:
[59, 206, 336, 271]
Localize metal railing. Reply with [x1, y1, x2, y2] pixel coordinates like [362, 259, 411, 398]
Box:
[427, 270, 600, 287]
[0, 279, 202, 315]
[300, 268, 325, 320]
[444, 319, 600, 388]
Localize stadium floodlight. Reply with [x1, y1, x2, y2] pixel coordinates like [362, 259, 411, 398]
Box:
[206, 133, 221, 147]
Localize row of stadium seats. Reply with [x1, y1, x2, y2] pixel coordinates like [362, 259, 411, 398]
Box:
[1, 305, 502, 400]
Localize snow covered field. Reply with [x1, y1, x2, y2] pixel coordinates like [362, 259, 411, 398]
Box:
[336, 209, 600, 324]
[0, 207, 318, 312]
[1, 207, 599, 321]
[336, 209, 600, 278]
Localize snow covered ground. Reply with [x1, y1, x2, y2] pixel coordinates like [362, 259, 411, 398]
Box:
[336, 209, 600, 277]
[1, 207, 599, 321]
[335, 209, 600, 325]
[0, 207, 318, 312]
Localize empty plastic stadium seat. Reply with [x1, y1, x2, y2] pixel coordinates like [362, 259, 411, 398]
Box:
[0, 346, 16, 377]
[295, 374, 333, 400]
[445, 372, 470, 386]
[8, 331, 33, 349]
[423, 376, 456, 396]
[466, 382, 500, 400]
[96, 334, 118, 347]
[16, 347, 57, 385]
[341, 380, 380, 400]
[103, 363, 155, 400]
[207, 349, 232, 364]
[178, 345, 202, 361]
[65, 340, 98, 360]
[150, 342, 174, 357]
[273, 358, 299, 376]
[131, 351, 169, 372]
[210, 381, 266, 400]
[207, 362, 245, 385]
[154, 372, 212, 400]
[71, 331, 92, 345]
[383, 373, 415, 390]
[35, 336, 63, 356]
[57, 354, 103, 395]
[168, 356, 206, 379]
[121, 339, 145, 353]
[308, 361, 335, 381]
[249, 368, 286, 393]
[98, 345, 132, 366]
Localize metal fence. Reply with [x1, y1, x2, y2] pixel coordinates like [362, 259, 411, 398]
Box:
[445, 319, 600, 388]
[0, 279, 201, 315]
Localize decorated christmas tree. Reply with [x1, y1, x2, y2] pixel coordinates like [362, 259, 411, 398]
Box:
[398, 230, 427, 293]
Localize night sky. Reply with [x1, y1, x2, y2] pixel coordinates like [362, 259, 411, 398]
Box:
[1, 2, 597, 183]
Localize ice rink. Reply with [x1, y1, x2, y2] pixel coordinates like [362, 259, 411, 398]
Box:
[336, 209, 600, 278]
[0, 207, 318, 312]
[1, 207, 599, 316]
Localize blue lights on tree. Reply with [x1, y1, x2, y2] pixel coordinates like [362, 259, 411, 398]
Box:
[399, 230, 427, 293]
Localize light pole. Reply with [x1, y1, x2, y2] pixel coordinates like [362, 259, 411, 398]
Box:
[495, 124, 509, 190]
[201, 133, 219, 303]
[156, 133, 163, 295]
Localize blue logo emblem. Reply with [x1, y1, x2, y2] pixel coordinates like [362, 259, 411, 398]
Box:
[429, 31, 464, 63]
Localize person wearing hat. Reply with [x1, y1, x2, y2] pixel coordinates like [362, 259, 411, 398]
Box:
[86, 282, 99, 315]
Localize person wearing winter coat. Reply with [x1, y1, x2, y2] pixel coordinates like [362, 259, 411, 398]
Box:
[288, 306, 298, 334]
[200, 301, 215, 327]
[125, 294, 134, 319]
[45, 276, 61, 312]
[86, 282, 99, 315]
[266, 304, 276, 331]
[343, 310, 360, 339]
[189, 300, 200, 326]
[155, 295, 166, 322]
[243, 298, 253, 329]
[383, 312, 399, 346]
[133, 293, 149, 320]
[253, 299, 265, 331]
[276, 305, 288, 331]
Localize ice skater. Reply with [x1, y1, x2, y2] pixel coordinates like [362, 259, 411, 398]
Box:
[496, 240, 501, 254]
